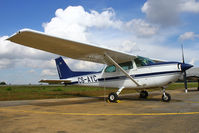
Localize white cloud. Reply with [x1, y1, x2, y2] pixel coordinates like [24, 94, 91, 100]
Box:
[179, 32, 199, 41]
[16, 58, 56, 69]
[41, 69, 57, 76]
[0, 36, 56, 60]
[0, 58, 12, 69]
[43, 6, 158, 41]
[110, 40, 140, 53]
[0, 35, 58, 71]
[142, 0, 180, 26]
[179, 0, 199, 13]
[29, 69, 35, 73]
[40, 5, 159, 71]
[142, 0, 199, 27]
[43, 6, 122, 42]
[0, 6, 153, 73]
[125, 19, 158, 37]
[62, 58, 103, 71]
[189, 58, 195, 65]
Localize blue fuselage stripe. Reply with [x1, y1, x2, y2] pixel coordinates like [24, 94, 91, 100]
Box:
[98, 71, 181, 81]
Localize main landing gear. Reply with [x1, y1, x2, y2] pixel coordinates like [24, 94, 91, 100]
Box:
[108, 87, 124, 103]
[139, 90, 148, 99]
[108, 92, 118, 102]
[108, 88, 150, 103]
[139, 89, 171, 102]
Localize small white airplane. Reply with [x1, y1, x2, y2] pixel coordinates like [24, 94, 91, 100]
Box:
[7, 29, 193, 102]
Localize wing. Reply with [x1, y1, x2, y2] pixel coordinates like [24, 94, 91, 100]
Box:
[7, 29, 137, 64]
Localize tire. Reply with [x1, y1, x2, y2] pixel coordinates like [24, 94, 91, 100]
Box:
[162, 93, 171, 102]
[140, 90, 148, 99]
[108, 92, 118, 102]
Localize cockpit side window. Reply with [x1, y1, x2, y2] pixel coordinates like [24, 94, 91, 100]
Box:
[134, 56, 155, 67]
[105, 65, 116, 73]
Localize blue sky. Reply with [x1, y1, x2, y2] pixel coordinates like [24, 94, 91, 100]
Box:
[0, 0, 145, 36]
[0, 0, 199, 84]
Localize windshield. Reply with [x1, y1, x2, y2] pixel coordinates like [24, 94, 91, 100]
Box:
[134, 56, 155, 67]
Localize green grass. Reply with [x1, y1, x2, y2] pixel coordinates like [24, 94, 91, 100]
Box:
[0, 82, 197, 101]
[167, 82, 198, 90]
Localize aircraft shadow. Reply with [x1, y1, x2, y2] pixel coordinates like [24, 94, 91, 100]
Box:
[187, 89, 199, 92]
[32, 92, 181, 107]
[32, 96, 103, 107]
[119, 93, 182, 102]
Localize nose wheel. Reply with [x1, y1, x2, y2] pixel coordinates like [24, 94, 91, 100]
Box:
[162, 87, 171, 102]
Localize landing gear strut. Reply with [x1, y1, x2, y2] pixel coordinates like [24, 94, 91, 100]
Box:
[140, 90, 148, 99]
[162, 87, 171, 102]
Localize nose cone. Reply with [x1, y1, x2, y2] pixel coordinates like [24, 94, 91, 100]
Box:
[181, 63, 193, 71]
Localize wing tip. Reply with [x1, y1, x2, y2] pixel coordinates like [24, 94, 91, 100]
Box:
[6, 28, 39, 41]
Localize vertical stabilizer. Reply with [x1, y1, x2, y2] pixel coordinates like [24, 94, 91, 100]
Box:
[55, 57, 100, 79]
[55, 57, 73, 79]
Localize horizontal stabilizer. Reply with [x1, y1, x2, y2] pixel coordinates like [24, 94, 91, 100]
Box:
[39, 79, 71, 84]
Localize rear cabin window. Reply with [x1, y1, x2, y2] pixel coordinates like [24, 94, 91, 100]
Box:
[105, 61, 133, 73]
[134, 56, 155, 67]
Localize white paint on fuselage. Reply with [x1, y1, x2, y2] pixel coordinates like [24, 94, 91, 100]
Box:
[67, 62, 182, 90]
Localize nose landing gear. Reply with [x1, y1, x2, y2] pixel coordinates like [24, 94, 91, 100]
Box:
[162, 87, 171, 102]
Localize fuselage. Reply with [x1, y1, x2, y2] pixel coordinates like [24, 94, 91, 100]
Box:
[66, 62, 183, 89]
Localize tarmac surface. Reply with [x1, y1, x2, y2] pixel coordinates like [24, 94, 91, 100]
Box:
[0, 88, 199, 133]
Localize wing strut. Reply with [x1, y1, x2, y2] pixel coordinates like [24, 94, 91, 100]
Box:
[104, 53, 140, 87]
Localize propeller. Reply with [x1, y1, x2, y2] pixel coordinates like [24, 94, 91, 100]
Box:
[181, 44, 188, 93]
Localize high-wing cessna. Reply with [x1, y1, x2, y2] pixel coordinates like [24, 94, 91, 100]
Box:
[7, 29, 193, 102]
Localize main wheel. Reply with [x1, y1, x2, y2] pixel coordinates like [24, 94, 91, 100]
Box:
[140, 90, 148, 99]
[162, 93, 171, 102]
[108, 92, 118, 102]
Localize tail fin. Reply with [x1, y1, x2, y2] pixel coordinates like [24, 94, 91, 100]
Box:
[55, 57, 99, 79]
[55, 57, 74, 79]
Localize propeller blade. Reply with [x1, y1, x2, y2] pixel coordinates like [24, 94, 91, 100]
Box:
[183, 71, 188, 93]
[181, 44, 188, 93]
[181, 44, 185, 64]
